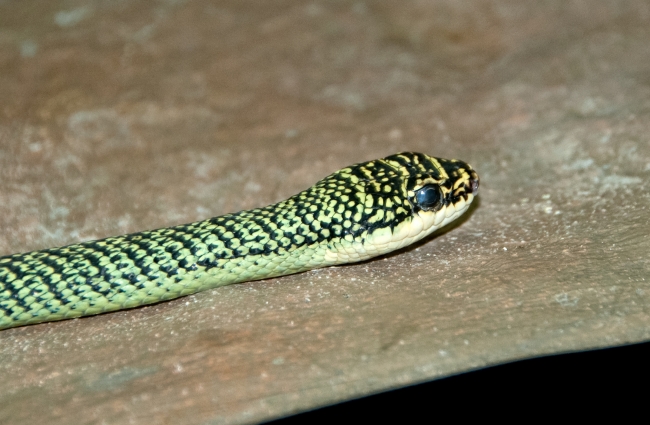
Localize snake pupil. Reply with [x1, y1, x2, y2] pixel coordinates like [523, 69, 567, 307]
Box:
[415, 185, 442, 211]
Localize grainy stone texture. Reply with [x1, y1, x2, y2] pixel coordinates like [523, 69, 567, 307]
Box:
[1, 1, 649, 424]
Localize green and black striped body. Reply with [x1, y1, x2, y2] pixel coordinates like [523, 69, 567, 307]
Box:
[0, 152, 479, 329]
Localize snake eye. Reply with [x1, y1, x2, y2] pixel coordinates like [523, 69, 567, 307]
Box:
[414, 184, 443, 211]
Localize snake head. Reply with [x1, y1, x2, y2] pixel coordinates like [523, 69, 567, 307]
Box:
[347, 152, 480, 255]
[380, 152, 479, 212]
[293, 152, 479, 264]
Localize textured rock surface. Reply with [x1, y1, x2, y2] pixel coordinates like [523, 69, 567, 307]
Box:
[1, 1, 649, 424]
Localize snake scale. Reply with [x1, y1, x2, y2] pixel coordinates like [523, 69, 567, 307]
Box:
[0, 152, 479, 330]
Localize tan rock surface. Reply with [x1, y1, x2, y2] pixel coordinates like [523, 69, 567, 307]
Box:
[1, 1, 649, 423]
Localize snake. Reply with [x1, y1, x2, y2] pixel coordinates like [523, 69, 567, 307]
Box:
[0, 152, 479, 330]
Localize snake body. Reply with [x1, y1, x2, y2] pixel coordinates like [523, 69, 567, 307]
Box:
[0, 152, 479, 330]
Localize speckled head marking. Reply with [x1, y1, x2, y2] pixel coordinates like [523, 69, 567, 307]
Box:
[0, 152, 478, 329]
[310, 152, 480, 262]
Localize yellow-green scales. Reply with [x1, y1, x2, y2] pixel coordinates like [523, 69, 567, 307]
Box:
[0, 152, 479, 329]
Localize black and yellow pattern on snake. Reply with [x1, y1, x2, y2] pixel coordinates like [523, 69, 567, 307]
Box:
[0, 152, 479, 329]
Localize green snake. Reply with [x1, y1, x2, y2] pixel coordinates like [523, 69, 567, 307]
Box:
[0, 152, 479, 330]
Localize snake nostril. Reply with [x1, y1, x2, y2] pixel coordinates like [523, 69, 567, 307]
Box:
[469, 176, 479, 195]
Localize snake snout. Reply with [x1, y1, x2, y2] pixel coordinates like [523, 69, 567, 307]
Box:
[468, 172, 480, 195]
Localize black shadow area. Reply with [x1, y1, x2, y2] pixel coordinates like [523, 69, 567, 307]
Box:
[265, 341, 650, 423]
